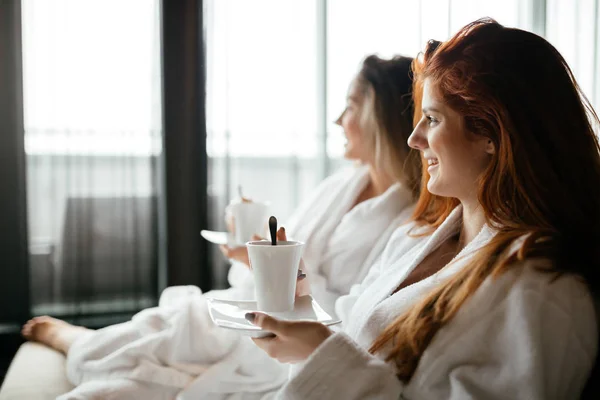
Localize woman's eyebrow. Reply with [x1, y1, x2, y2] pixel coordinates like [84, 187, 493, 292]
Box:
[422, 107, 442, 114]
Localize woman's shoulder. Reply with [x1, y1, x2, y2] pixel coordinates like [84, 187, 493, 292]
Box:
[445, 248, 596, 337]
[510, 259, 596, 318]
[410, 257, 598, 399]
[496, 234, 595, 308]
[289, 165, 364, 211]
[436, 257, 598, 363]
[478, 257, 597, 355]
[321, 163, 368, 185]
[501, 235, 594, 305]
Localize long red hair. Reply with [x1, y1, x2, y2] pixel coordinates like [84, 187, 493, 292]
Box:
[370, 18, 600, 381]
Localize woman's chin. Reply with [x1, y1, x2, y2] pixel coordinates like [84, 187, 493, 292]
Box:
[343, 149, 357, 160]
[343, 147, 369, 164]
[426, 179, 444, 196]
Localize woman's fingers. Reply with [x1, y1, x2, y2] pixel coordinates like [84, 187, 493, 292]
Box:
[295, 260, 309, 297]
[246, 312, 288, 335]
[251, 335, 280, 358]
[277, 227, 287, 241]
[225, 212, 235, 235]
[295, 275, 310, 297]
[219, 244, 230, 258]
[219, 245, 250, 268]
[249, 318, 334, 363]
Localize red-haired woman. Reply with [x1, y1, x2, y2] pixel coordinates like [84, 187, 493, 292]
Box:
[248, 19, 600, 399]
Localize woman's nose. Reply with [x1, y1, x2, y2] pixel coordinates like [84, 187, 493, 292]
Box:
[407, 124, 427, 150]
[334, 110, 345, 126]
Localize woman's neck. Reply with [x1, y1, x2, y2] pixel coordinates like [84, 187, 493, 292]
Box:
[458, 197, 487, 251]
[367, 165, 394, 197]
[350, 165, 394, 210]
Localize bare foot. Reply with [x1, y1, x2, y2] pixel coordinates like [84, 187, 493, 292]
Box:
[22, 316, 90, 355]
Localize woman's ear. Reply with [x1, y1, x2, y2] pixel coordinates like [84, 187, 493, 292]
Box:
[485, 139, 496, 155]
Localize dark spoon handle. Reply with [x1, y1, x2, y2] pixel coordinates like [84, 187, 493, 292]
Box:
[268, 216, 277, 246]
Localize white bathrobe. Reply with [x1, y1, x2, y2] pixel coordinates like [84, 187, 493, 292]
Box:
[276, 206, 599, 400]
[60, 164, 415, 400]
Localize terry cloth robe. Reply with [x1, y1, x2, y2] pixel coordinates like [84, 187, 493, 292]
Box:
[276, 205, 598, 400]
[59, 164, 415, 400]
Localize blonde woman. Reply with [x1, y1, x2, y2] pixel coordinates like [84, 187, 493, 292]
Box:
[23, 55, 423, 399]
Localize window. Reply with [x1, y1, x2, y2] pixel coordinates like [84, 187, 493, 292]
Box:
[22, 0, 162, 314]
[327, 0, 527, 159]
[546, 0, 599, 107]
[206, 0, 323, 239]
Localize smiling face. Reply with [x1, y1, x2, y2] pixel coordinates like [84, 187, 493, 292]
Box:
[335, 79, 374, 163]
[408, 78, 494, 202]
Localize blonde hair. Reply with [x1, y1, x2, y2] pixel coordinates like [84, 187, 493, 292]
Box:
[354, 55, 422, 200]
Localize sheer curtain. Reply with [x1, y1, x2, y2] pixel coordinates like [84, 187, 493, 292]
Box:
[326, 0, 530, 157]
[205, 0, 323, 286]
[22, 0, 162, 317]
[546, 0, 600, 108]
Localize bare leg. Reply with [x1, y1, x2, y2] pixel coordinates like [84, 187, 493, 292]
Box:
[22, 316, 91, 355]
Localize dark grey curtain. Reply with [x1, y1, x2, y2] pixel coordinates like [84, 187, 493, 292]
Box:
[0, 0, 30, 326]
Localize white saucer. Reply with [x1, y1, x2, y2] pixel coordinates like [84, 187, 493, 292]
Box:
[201, 230, 230, 245]
[207, 295, 341, 338]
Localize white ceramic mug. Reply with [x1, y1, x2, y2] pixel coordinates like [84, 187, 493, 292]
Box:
[246, 240, 304, 312]
[227, 201, 270, 246]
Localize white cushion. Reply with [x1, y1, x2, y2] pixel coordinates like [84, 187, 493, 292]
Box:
[0, 342, 73, 399]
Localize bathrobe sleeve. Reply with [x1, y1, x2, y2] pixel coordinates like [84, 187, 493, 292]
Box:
[277, 267, 598, 400]
[277, 332, 402, 400]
